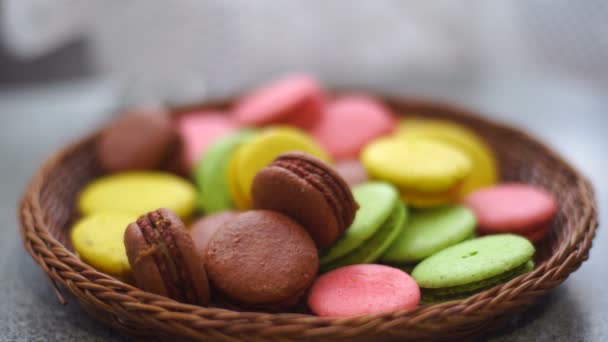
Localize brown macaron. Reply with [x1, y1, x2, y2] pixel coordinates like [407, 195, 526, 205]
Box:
[251, 152, 358, 248]
[190, 211, 238, 259]
[124, 208, 210, 306]
[205, 210, 318, 310]
[97, 109, 178, 172]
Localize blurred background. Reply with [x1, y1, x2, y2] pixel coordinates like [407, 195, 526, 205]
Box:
[1, 1, 608, 99]
[1, 1, 607, 341]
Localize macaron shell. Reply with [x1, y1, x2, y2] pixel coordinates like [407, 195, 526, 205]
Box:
[382, 205, 476, 263]
[227, 147, 252, 209]
[205, 210, 318, 308]
[124, 221, 169, 296]
[312, 95, 395, 160]
[229, 127, 331, 209]
[333, 160, 368, 186]
[97, 110, 177, 173]
[308, 264, 420, 317]
[397, 118, 498, 197]
[422, 260, 534, 302]
[252, 165, 340, 248]
[176, 112, 238, 169]
[233, 74, 324, 129]
[190, 211, 238, 258]
[361, 137, 471, 192]
[172, 216, 211, 306]
[321, 202, 407, 272]
[78, 172, 198, 219]
[320, 182, 399, 264]
[412, 234, 535, 289]
[195, 129, 257, 213]
[464, 183, 557, 233]
[279, 92, 324, 131]
[71, 212, 137, 278]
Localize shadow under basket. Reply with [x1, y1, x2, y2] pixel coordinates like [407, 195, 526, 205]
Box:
[19, 97, 598, 341]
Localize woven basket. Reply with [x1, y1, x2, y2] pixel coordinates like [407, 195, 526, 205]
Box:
[19, 96, 597, 341]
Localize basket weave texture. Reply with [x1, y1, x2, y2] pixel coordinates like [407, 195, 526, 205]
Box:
[19, 98, 598, 341]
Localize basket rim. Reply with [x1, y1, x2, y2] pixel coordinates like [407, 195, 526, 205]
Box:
[18, 96, 598, 340]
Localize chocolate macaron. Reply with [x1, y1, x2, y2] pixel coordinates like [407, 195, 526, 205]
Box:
[190, 211, 238, 259]
[251, 152, 358, 248]
[97, 109, 178, 172]
[124, 208, 210, 306]
[205, 210, 318, 310]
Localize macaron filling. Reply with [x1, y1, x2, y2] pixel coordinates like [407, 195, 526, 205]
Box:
[480, 222, 552, 241]
[322, 202, 406, 271]
[421, 260, 534, 302]
[138, 211, 199, 304]
[399, 183, 464, 206]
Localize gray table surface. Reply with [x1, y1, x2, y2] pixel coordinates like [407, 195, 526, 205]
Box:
[0, 77, 606, 341]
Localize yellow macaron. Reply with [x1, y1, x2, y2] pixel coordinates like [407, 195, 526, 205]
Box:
[78, 172, 198, 219]
[397, 118, 498, 197]
[361, 136, 471, 207]
[70, 211, 137, 278]
[228, 126, 331, 209]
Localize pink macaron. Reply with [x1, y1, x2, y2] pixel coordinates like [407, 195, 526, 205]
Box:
[232, 74, 325, 130]
[176, 111, 238, 170]
[312, 95, 395, 160]
[464, 183, 558, 242]
[333, 160, 368, 186]
[308, 264, 420, 317]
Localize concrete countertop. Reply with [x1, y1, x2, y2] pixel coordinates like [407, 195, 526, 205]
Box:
[1, 77, 605, 341]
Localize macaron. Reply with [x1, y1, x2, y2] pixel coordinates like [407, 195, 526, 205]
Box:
[232, 74, 325, 130]
[382, 205, 476, 264]
[361, 137, 472, 207]
[194, 129, 257, 213]
[78, 172, 198, 219]
[252, 152, 357, 249]
[333, 160, 368, 186]
[464, 183, 558, 242]
[96, 108, 177, 173]
[70, 212, 137, 279]
[176, 111, 238, 170]
[190, 211, 237, 259]
[124, 208, 210, 305]
[205, 210, 318, 310]
[319, 182, 406, 271]
[412, 234, 535, 302]
[228, 127, 331, 210]
[397, 118, 498, 197]
[308, 264, 420, 317]
[312, 95, 395, 160]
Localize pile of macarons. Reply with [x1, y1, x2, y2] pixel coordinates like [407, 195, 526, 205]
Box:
[70, 74, 558, 317]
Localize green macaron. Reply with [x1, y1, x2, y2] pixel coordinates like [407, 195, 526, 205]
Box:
[320, 182, 407, 272]
[381, 205, 476, 264]
[412, 234, 535, 302]
[195, 129, 257, 213]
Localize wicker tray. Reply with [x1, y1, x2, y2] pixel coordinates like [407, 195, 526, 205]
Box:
[19, 97, 597, 341]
